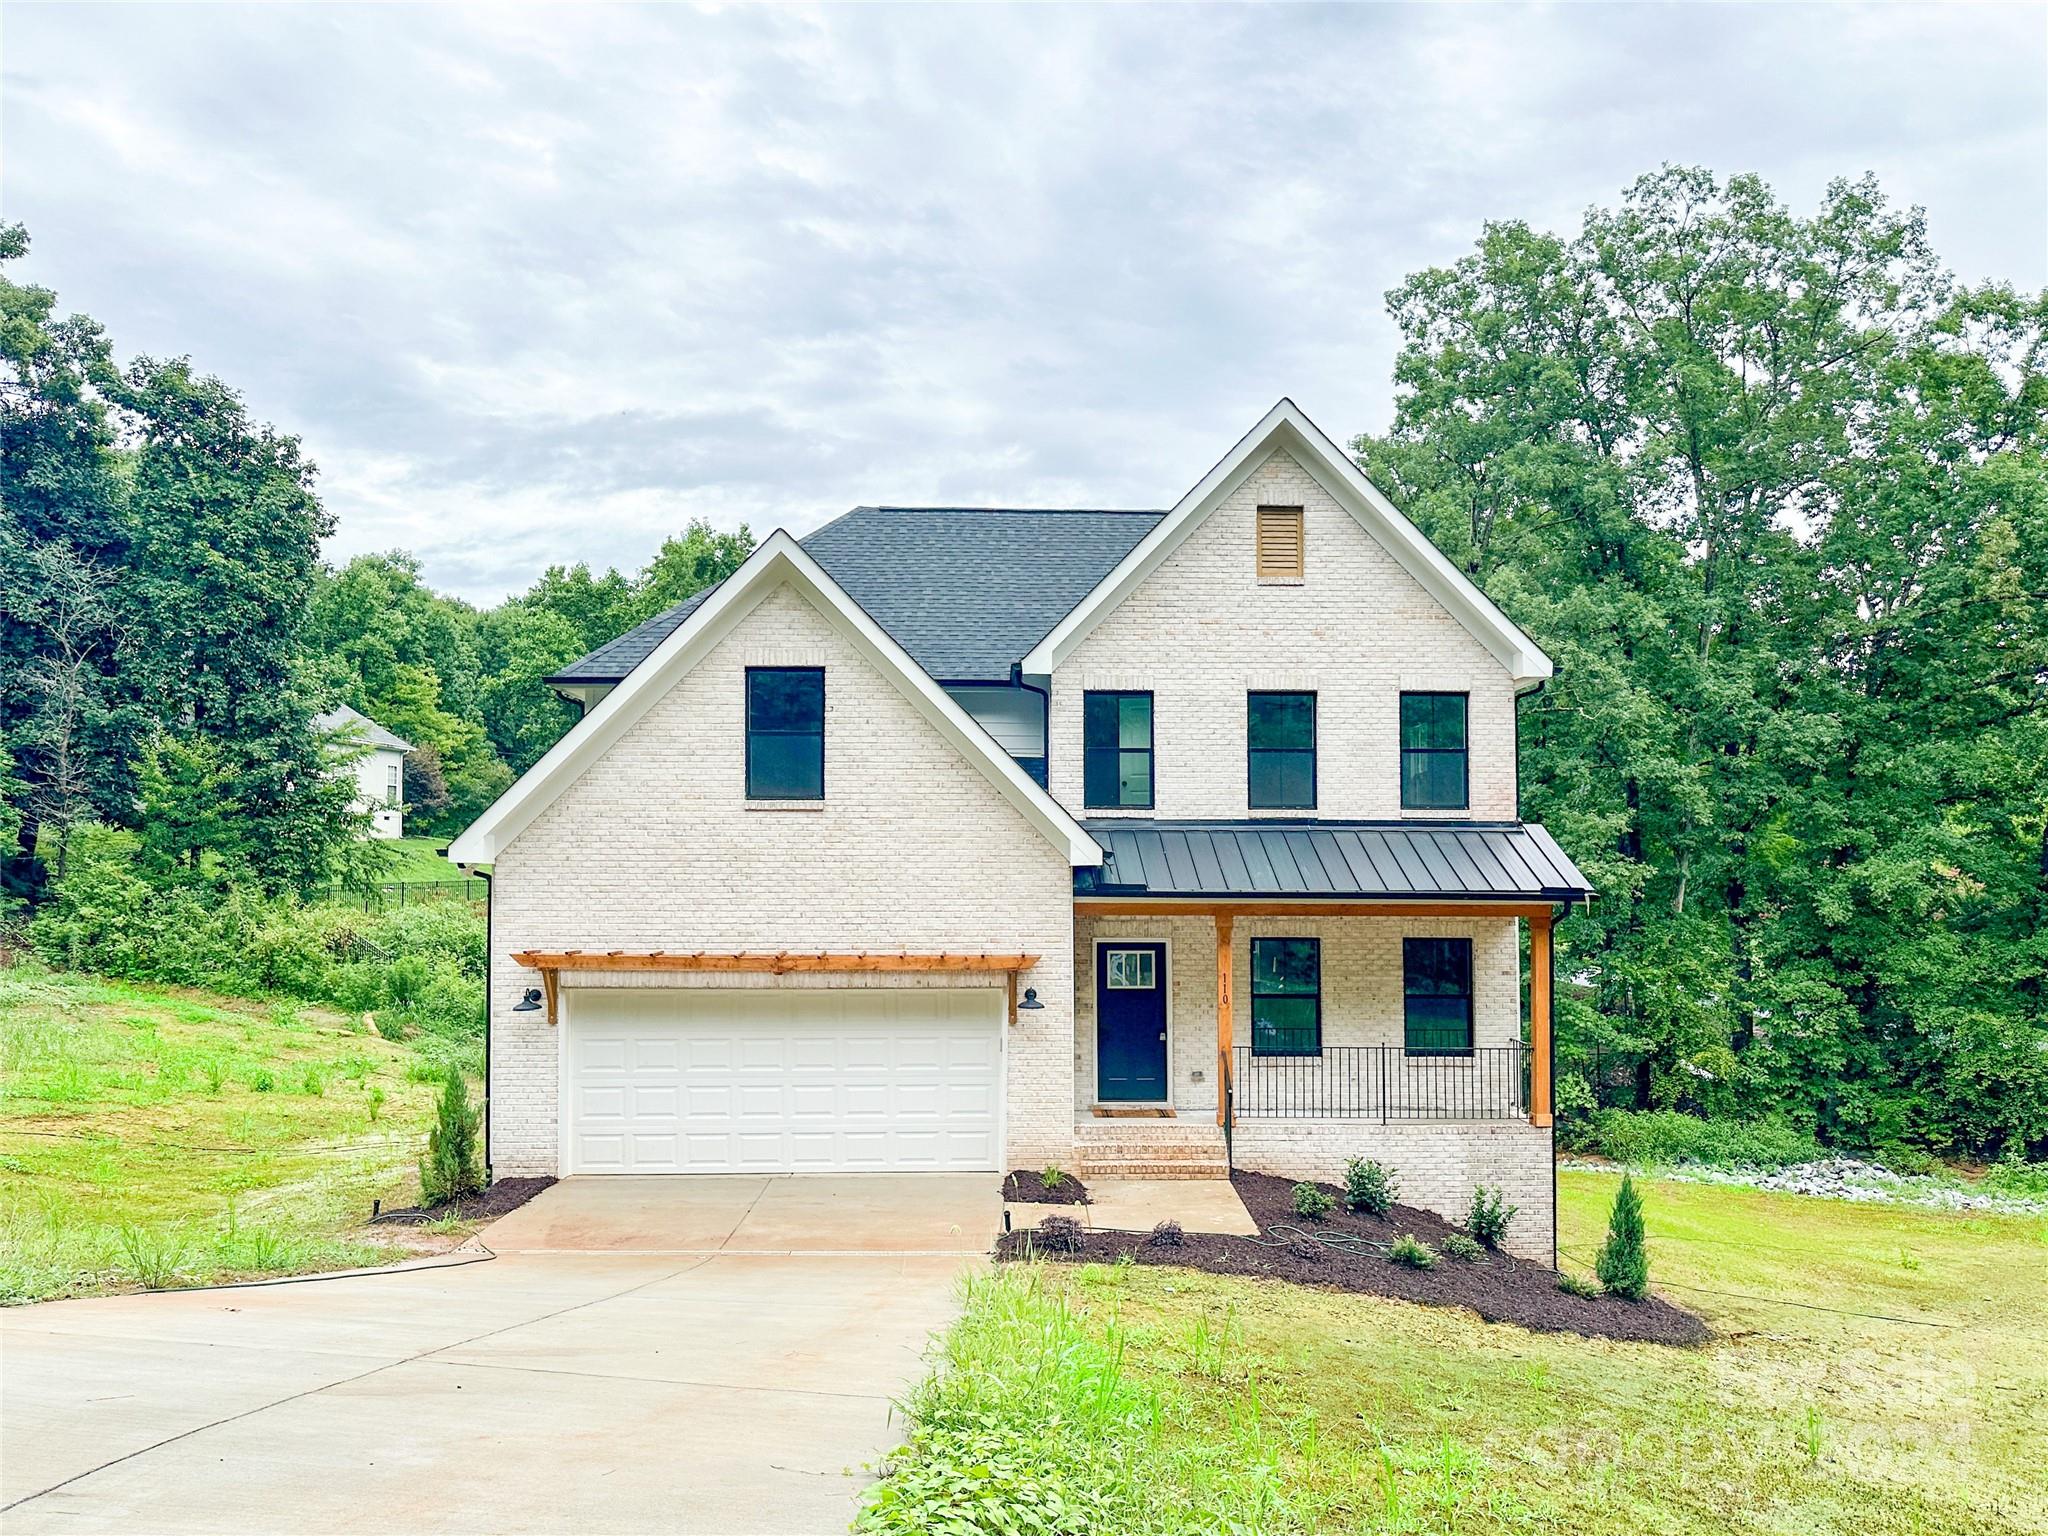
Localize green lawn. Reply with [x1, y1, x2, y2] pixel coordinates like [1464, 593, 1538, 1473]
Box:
[378, 835, 466, 882]
[863, 1170, 2048, 1535]
[0, 968, 451, 1302]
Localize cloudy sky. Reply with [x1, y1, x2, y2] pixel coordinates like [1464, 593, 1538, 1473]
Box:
[6, 4, 2044, 604]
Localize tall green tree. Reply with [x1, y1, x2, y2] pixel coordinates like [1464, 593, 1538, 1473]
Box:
[1360, 168, 2048, 1156]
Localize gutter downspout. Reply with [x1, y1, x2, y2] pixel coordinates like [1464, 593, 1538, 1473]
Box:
[1013, 665, 1052, 787]
[471, 864, 494, 1184]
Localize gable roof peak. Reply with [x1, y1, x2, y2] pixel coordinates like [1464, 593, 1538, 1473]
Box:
[1019, 400, 1554, 689]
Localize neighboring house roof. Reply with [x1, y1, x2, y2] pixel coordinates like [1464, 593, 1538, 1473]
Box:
[1021, 399, 1555, 689]
[447, 531, 1104, 867]
[547, 508, 1165, 688]
[313, 704, 413, 754]
[1074, 820, 1592, 902]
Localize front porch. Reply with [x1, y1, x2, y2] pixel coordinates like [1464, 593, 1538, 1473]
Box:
[1071, 900, 1557, 1131]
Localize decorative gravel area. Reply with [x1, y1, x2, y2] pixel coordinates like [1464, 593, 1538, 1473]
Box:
[1002, 1169, 1091, 1205]
[1561, 1156, 2048, 1215]
[998, 1170, 1710, 1346]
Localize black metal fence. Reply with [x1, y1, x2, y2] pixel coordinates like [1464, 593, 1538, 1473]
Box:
[1231, 1044, 1531, 1121]
[309, 878, 488, 912]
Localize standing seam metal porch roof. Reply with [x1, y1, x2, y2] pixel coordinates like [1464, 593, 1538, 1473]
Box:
[1074, 820, 1592, 901]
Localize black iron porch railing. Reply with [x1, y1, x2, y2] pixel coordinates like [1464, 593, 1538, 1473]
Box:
[1230, 1044, 1531, 1121]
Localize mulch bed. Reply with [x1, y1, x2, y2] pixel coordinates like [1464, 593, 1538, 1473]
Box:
[1003, 1169, 1091, 1205]
[996, 1170, 1709, 1346]
[371, 1176, 556, 1226]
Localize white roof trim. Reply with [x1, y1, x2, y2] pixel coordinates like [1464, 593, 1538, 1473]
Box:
[447, 530, 1103, 867]
[1020, 399, 1554, 688]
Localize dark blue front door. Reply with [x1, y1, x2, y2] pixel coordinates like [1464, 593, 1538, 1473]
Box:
[1097, 943, 1168, 1101]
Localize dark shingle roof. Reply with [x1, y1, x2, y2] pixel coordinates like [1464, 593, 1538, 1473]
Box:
[546, 507, 1164, 687]
[1073, 820, 1593, 901]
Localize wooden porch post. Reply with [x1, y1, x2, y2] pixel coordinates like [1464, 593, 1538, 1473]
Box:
[1529, 911, 1553, 1127]
[1215, 914, 1234, 1127]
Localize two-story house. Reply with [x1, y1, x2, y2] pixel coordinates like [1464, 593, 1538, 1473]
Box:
[447, 401, 1590, 1260]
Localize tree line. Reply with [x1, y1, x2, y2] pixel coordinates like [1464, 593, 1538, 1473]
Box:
[5, 166, 2045, 1160]
[1354, 167, 2047, 1158]
[0, 219, 751, 903]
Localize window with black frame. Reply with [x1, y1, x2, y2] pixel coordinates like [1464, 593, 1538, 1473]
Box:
[1083, 691, 1153, 808]
[1247, 692, 1315, 809]
[1403, 937, 1473, 1055]
[1399, 692, 1468, 810]
[1250, 937, 1320, 1055]
[745, 667, 825, 799]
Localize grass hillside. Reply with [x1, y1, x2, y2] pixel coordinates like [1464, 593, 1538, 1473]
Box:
[376, 836, 466, 882]
[0, 969, 450, 1302]
[865, 1169, 2048, 1535]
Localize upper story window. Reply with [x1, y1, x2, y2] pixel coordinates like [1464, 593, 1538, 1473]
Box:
[1247, 691, 1316, 809]
[745, 667, 825, 799]
[385, 762, 401, 808]
[1403, 937, 1473, 1056]
[1083, 691, 1153, 808]
[1400, 692, 1468, 810]
[1255, 505, 1304, 580]
[1251, 937, 1320, 1055]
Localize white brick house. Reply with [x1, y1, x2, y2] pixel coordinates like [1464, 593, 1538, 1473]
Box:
[448, 401, 1589, 1261]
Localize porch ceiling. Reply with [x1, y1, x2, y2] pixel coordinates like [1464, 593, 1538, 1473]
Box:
[1073, 819, 1591, 904]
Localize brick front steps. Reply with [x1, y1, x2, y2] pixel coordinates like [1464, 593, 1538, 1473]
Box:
[1076, 1118, 1229, 1181]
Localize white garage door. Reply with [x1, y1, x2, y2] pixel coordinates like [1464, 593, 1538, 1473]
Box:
[565, 988, 1001, 1173]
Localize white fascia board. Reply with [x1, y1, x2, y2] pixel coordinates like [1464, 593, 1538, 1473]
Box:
[446, 530, 1102, 868]
[1020, 399, 1554, 688]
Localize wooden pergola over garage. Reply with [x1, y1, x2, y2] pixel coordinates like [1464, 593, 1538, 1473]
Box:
[509, 950, 1042, 1027]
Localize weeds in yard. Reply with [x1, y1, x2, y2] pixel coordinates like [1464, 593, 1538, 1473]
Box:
[367, 1086, 386, 1122]
[117, 1222, 190, 1289]
[1800, 1404, 1826, 1467]
[247, 1067, 276, 1093]
[1556, 1271, 1603, 1299]
[1040, 1162, 1068, 1190]
[299, 1065, 326, 1096]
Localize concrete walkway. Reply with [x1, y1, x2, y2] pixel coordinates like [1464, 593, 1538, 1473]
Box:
[1, 1176, 998, 1535]
[1004, 1177, 1260, 1237]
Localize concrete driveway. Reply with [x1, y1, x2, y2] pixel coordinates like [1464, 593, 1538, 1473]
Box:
[1, 1175, 998, 1535]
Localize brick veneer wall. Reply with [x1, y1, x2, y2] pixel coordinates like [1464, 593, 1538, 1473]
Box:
[1073, 912, 1523, 1115]
[1231, 1119, 1555, 1262]
[1047, 447, 1519, 821]
[488, 581, 1076, 1174]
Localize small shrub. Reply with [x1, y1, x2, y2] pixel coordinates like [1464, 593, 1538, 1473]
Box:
[1033, 1214, 1084, 1253]
[1292, 1181, 1336, 1221]
[1441, 1232, 1485, 1262]
[1040, 1163, 1068, 1190]
[1147, 1219, 1184, 1248]
[1596, 1172, 1650, 1300]
[1388, 1233, 1436, 1269]
[1465, 1185, 1517, 1250]
[1557, 1271, 1603, 1299]
[1286, 1237, 1325, 1264]
[1343, 1157, 1397, 1216]
[418, 1069, 483, 1208]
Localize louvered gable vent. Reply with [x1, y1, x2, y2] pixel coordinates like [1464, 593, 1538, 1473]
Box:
[1255, 504, 1305, 580]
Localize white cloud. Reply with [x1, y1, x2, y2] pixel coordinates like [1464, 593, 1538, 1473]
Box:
[4, 2, 2042, 603]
